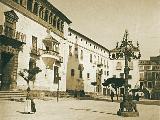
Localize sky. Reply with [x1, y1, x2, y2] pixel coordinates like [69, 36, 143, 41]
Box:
[49, 0, 160, 59]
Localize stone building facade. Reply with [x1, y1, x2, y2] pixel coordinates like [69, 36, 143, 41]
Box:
[109, 44, 140, 95]
[66, 28, 110, 95]
[0, 0, 71, 91]
[139, 55, 160, 99]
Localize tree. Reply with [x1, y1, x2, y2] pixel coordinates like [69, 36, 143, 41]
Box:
[18, 67, 42, 90]
[102, 78, 125, 100]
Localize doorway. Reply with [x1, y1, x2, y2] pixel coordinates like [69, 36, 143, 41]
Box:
[0, 52, 13, 90]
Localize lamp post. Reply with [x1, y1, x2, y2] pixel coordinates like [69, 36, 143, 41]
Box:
[109, 30, 141, 117]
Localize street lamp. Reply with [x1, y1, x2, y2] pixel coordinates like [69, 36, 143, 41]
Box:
[109, 30, 141, 117]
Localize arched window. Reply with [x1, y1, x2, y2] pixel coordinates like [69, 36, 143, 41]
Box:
[27, 0, 33, 12]
[57, 19, 61, 30]
[33, 2, 38, 15]
[49, 13, 53, 24]
[44, 10, 48, 22]
[116, 62, 122, 70]
[53, 16, 56, 27]
[39, 7, 43, 18]
[61, 22, 64, 32]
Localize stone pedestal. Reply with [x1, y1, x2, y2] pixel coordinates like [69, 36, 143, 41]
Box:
[117, 111, 139, 117]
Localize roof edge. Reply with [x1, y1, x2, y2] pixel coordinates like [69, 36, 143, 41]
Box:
[69, 28, 109, 52]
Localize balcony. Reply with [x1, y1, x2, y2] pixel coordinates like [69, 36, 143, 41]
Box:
[41, 50, 63, 69]
[0, 25, 26, 48]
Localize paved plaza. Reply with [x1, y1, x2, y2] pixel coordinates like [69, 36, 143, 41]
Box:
[0, 98, 160, 120]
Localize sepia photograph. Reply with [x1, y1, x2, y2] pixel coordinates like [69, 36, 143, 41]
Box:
[0, 0, 160, 120]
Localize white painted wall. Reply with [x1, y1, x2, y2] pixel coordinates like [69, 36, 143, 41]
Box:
[66, 30, 110, 94]
[0, 3, 69, 91]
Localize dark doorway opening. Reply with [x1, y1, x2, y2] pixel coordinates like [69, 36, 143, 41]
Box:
[0, 52, 13, 90]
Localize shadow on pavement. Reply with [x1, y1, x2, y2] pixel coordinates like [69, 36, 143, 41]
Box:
[106, 112, 117, 115]
[16, 111, 35, 114]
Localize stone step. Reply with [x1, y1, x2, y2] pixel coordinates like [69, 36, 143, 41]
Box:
[0, 91, 26, 101]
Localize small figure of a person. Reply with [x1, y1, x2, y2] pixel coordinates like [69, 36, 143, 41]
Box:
[31, 99, 36, 113]
[25, 87, 31, 114]
[110, 90, 114, 102]
[136, 93, 139, 101]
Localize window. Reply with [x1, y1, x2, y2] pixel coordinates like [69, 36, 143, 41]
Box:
[90, 54, 92, 63]
[79, 70, 82, 78]
[54, 66, 59, 84]
[61, 22, 64, 32]
[29, 58, 36, 70]
[71, 69, 74, 76]
[57, 19, 61, 30]
[69, 46, 72, 56]
[148, 82, 152, 88]
[32, 36, 37, 51]
[74, 46, 78, 58]
[4, 10, 18, 38]
[140, 82, 144, 89]
[87, 73, 90, 79]
[27, 0, 33, 12]
[147, 72, 152, 80]
[75, 47, 78, 51]
[33, 2, 38, 15]
[14, 0, 23, 5]
[140, 73, 144, 80]
[4, 26, 14, 38]
[107, 71, 109, 76]
[112, 54, 116, 59]
[144, 66, 151, 70]
[80, 50, 83, 60]
[53, 16, 56, 27]
[44, 10, 49, 22]
[98, 56, 99, 63]
[116, 62, 122, 70]
[39, 7, 43, 18]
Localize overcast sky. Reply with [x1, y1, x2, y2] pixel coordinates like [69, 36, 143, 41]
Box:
[49, 0, 160, 59]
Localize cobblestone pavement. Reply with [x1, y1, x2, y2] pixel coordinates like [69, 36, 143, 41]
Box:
[0, 98, 160, 120]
